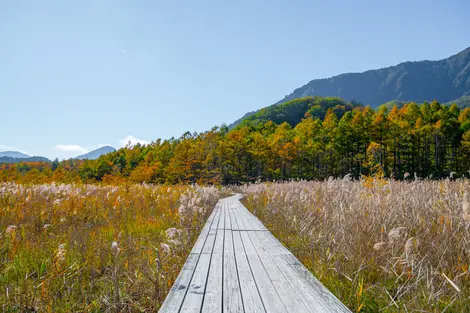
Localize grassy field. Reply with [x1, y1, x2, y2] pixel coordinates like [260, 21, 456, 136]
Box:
[2, 179, 469, 312]
[0, 183, 219, 312]
[241, 178, 470, 312]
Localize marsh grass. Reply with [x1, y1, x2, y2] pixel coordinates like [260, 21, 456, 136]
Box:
[241, 178, 470, 312]
[0, 183, 219, 312]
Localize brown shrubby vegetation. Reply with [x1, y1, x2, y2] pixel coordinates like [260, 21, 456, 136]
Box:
[241, 177, 470, 312]
[0, 183, 219, 312]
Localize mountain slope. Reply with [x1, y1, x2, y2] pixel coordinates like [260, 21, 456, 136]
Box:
[228, 111, 257, 129]
[444, 95, 470, 108]
[278, 47, 470, 107]
[0, 151, 51, 164]
[236, 96, 360, 129]
[76, 146, 116, 160]
[0, 156, 50, 164]
[0, 151, 30, 158]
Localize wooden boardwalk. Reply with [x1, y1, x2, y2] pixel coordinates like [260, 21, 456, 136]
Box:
[159, 194, 351, 313]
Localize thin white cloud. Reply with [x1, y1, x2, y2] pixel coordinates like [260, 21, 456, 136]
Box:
[0, 144, 29, 154]
[56, 144, 89, 154]
[119, 135, 149, 147]
[121, 49, 126, 53]
[53, 143, 116, 160]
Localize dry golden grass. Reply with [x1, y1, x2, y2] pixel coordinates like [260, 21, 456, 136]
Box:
[3, 178, 469, 312]
[0, 183, 219, 312]
[241, 177, 470, 312]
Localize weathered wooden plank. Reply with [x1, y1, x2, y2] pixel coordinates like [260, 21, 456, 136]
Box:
[178, 204, 222, 312]
[234, 201, 266, 231]
[158, 253, 199, 313]
[234, 196, 350, 313]
[239, 230, 286, 313]
[255, 230, 290, 256]
[233, 202, 252, 231]
[160, 203, 221, 312]
[248, 214, 267, 231]
[179, 253, 211, 312]
[246, 229, 310, 313]
[284, 254, 351, 313]
[224, 200, 232, 230]
[229, 206, 240, 231]
[239, 204, 267, 231]
[202, 207, 221, 255]
[190, 206, 218, 254]
[223, 210, 243, 313]
[202, 229, 217, 255]
[210, 207, 221, 231]
[217, 200, 226, 230]
[252, 218, 350, 312]
[232, 230, 266, 313]
[232, 203, 246, 231]
[275, 253, 335, 313]
[201, 229, 224, 313]
[252, 230, 328, 313]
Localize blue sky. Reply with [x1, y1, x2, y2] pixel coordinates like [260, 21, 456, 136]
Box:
[1, 0, 469, 159]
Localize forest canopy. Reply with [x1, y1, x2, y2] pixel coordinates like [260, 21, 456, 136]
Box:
[2, 97, 470, 185]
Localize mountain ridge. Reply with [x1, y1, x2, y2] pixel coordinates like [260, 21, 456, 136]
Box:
[76, 146, 116, 160]
[228, 47, 470, 129]
[0, 151, 30, 158]
[0, 145, 117, 163]
[277, 47, 470, 107]
[0, 156, 50, 164]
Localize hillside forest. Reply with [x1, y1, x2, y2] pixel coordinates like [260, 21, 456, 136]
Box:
[3, 97, 470, 185]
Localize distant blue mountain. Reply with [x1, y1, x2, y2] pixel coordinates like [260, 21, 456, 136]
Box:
[76, 146, 116, 160]
[0, 151, 30, 158]
[0, 155, 50, 164]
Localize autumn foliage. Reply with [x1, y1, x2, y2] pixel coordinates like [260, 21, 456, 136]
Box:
[2, 98, 470, 185]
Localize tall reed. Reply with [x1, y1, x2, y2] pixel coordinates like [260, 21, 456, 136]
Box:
[0, 183, 219, 312]
[241, 178, 470, 312]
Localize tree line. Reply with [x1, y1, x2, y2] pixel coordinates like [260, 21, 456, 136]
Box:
[3, 98, 470, 185]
